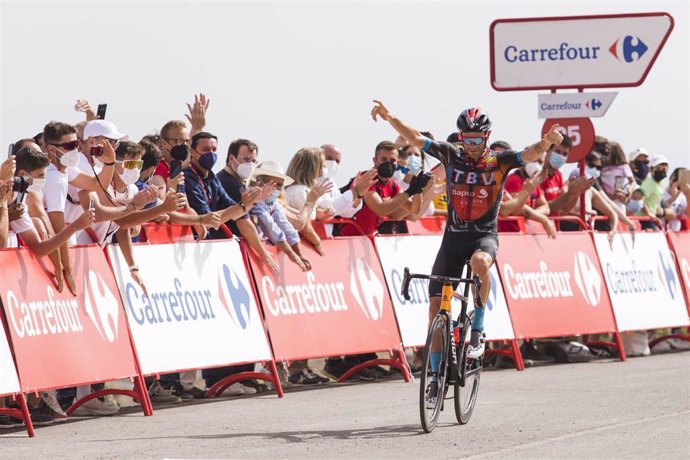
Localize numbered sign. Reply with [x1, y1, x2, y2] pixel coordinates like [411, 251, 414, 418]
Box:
[541, 117, 595, 162]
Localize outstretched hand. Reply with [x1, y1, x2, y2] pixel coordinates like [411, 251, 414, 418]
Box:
[185, 93, 210, 132]
[371, 100, 393, 122]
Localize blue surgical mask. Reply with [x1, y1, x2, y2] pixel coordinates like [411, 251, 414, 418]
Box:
[585, 166, 601, 180]
[407, 155, 422, 175]
[627, 199, 644, 214]
[265, 189, 281, 204]
[549, 153, 567, 170]
[198, 151, 217, 170]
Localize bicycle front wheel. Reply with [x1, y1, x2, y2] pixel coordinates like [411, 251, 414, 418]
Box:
[420, 313, 450, 433]
[454, 310, 482, 424]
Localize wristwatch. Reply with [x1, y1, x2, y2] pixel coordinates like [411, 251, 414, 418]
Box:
[129, 264, 139, 272]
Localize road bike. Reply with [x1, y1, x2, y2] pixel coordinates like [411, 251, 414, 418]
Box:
[400, 261, 483, 433]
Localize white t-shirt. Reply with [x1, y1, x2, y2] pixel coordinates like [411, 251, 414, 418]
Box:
[43, 163, 79, 214]
[317, 178, 360, 218]
[663, 189, 688, 232]
[285, 184, 316, 219]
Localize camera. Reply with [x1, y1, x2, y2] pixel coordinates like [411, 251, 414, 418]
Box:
[91, 145, 105, 157]
[12, 176, 29, 193]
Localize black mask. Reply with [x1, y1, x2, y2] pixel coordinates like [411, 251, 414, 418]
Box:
[376, 161, 396, 179]
[634, 160, 650, 180]
[653, 170, 667, 182]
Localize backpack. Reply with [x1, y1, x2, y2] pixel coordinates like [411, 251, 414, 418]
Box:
[543, 341, 594, 363]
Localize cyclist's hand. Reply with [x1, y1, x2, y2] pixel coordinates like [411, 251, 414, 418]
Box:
[406, 172, 432, 196]
[543, 124, 564, 146]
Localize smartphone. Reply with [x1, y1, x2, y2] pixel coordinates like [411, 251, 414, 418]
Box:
[96, 103, 107, 120]
[678, 169, 690, 185]
[169, 159, 185, 193]
[614, 176, 625, 191]
[8, 143, 14, 158]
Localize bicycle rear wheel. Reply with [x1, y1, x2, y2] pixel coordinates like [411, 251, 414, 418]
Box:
[420, 313, 449, 433]
[454, 310, 482, 424]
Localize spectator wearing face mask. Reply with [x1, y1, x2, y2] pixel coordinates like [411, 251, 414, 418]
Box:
[661, 168, 689, 232]
[639, 155, 670, 230]
[629, 148, 650, 185]
[600, 142, 636, 212]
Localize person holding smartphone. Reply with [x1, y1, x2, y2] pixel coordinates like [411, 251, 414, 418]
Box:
[600, 142, 636, 212]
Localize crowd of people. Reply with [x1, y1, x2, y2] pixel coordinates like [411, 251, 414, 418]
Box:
[1, 94, 688, 428]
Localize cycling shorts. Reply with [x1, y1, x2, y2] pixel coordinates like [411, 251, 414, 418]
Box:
[428, 231, 498, 298]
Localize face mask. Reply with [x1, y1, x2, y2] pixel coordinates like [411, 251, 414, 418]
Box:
[653, 170, 667, 182]
[627, 199, 644, 214]
[120, 168, 141, 186]
[321, 166, 328, 178]
[407, 155, 422, 175]
[198, 151, 217, 170]
[548, 153, 567, 170]
[393, 169, 406, 183]
[27, 177, 46, 193]
[324, 160, 338, 179]
[236, 162, 255, 180]
[524, 162, 542, 178]
[59, 149, 80, 168]
[265, 189, 281, 204]
[376, 161, 396, 179]
[585, 166, 601, 180]
[634, 160, 650, 180]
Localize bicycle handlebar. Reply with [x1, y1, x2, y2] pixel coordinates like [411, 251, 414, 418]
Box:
[400, 267, 473, 301]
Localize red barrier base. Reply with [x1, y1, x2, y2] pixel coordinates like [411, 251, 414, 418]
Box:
[66, 376, 153, 416]
[337, 356, 412, 383]
[649, 333, 690, 349]
[205, 370, 284, 398]
[584, 332, 627, 362]
[486, 339, 525, 371]
[0, 393, 34, 437]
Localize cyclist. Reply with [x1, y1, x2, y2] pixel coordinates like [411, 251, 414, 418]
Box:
[370, 100, 562, 397]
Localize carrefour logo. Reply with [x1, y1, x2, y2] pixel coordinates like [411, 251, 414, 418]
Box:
[218, 264, 252, 329]
[609, 35, 648, 62]
[573, 251, 602, 306]
[350, 258, 385, 321]
[656, 252, 677, 300]
[585, 98, 602, 111]
[84, 271, 121, 343]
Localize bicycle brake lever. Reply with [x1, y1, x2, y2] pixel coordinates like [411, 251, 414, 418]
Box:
[401, 267, 412, 301]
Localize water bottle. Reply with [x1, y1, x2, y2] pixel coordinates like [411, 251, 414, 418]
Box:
[452, 320, 460, 346]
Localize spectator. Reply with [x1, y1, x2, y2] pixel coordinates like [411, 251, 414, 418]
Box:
[337, 141, 429, 237]
[639, 154, 669, 230]
[600, 142, 635, 211]
[628, 148, 650, 185]
[662, 167, 690, 231]
[249, 160, 310, 272]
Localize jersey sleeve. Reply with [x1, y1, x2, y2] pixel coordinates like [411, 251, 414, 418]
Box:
[497, 149, 523, 174]
[421, 139, 458, 166]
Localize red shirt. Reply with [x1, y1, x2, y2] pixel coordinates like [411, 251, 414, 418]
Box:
[539, 170, 564, 203]
[153, 159, 170, 185]
[339, 178, 401, 236]
[498, 171, 543, 232]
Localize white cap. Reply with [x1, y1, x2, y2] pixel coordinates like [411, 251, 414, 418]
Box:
[650, 154, 669, 168]
[250, 160, 294, 186]
[628, 148, 649, 163]
[83, 120, 128, 141]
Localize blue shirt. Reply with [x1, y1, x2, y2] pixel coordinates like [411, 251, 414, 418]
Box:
[249, 200, 300, 246]
[183, 165, 247, 240]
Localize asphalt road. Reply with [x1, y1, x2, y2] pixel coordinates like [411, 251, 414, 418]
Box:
[2, 352, 689, 459]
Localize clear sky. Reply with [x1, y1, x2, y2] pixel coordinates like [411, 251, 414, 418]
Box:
[2, 0, 688, 184]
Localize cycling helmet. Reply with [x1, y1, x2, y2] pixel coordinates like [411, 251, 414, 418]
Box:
[456, 108, 492, 133]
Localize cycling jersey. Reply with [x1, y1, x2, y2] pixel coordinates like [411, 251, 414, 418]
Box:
[422, 139, 523, 233]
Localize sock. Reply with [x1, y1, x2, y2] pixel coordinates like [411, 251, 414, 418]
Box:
[430, 352, 441, 376]
[472, 306, 485, 332]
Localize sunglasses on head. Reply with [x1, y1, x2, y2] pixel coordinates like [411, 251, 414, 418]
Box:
[49, 140, 79, 151]
[461, 136, 485, 146]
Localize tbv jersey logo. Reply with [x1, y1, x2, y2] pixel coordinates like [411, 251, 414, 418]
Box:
[83, 270, 121, 343]
[349, 258, 385, 321]
[218, 264, 252, 329]
[573, 251, 602, 306]
[656, 252, 677, 300]
[609, 35, 648, 63]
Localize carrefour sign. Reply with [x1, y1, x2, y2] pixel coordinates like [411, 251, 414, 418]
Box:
[490, 12, 674, 91]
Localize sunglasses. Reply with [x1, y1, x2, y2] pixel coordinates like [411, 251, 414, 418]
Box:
[120, 159, 144, 170]
[165, 137, 191, 146]
[49, 140, 80, 151]
[461, 137, 486, 146]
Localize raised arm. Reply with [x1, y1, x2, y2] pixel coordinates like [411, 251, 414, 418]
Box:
[521, 125, 564, 164]
[371, 100, 427, 149]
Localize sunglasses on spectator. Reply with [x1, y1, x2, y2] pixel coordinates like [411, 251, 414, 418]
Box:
[461, 137, 486, 146]
[165, 137, 191, 146]
[119, 159, 144, 170]
[49, 140, 79, 151]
